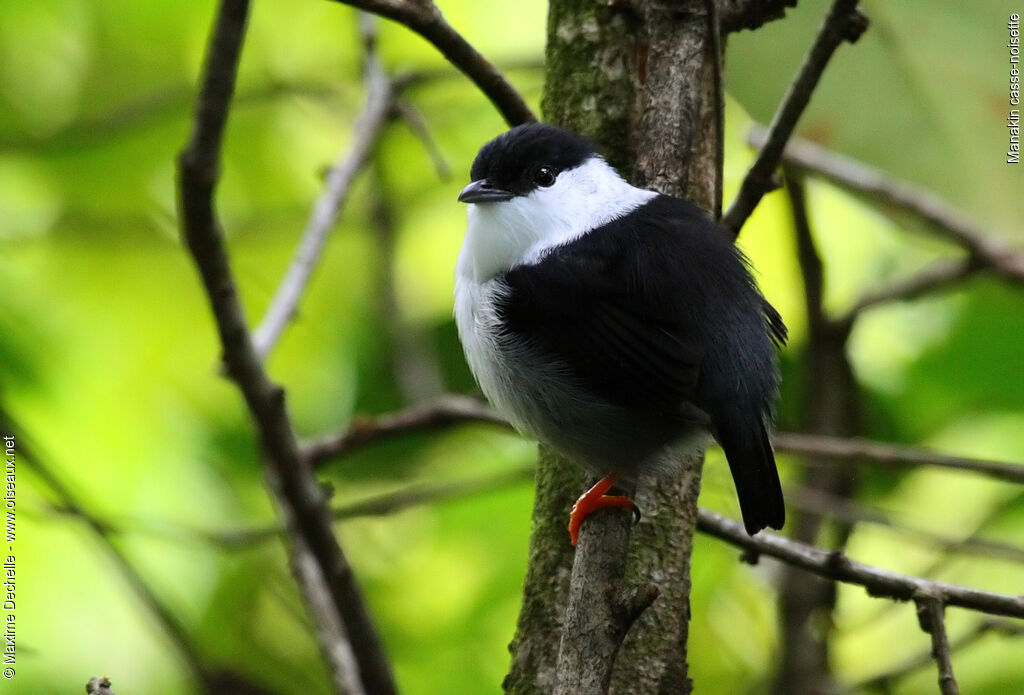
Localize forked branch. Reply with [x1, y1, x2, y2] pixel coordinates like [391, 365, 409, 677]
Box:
[723, 0, 868, 234]
[177, 2, 394, 692]
[328, 0, 536, 125]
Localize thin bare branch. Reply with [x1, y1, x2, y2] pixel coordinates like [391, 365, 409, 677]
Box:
[252, 14, 395, 359]
[392, 56, 543, 92]
[305, 396, 1024, 486]
[722, 0, 868, 234]
[777, 164, 858, 695]
[851, 490, 1024, 630]
[784, 164, 987, 329]
[774, 432, 1024, 485]
[718, 0, 797, 33]
[393, 98, 451, 180]
[99, 479, 1024, 627]
[915, 596, 960, 695]
[835, 256, 982, 329]
[705, 0, 725, 219]
[329, 0, 536, 125]
[288, 531, 367, 695]
[696, 508, 1024, 619]
[204, 467, 534, 548]
[785, 169, 829, 336]
[786, 483, 1024, 564]
[48, 467, 534, 551]
[306, 394, 510, 466]
[841, 618, 1024, 694]
[177, 2, 395, 692]
[749, 126, 1024, 284]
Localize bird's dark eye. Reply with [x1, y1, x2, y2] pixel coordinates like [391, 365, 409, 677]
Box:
[533, 166, 558, 187]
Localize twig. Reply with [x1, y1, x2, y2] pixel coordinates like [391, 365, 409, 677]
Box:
[305, 395, 1024, 485]
[328, 0, 536, 125]
[749, 126, 1024, 284]
[785, 164, 986, 330]
[850, 490, 1024, 630]
[705, 0, 725, 219]
[835, 256, 982, 328]
[786, 483, 1024, 564]
[718, 0, 797, 33]
[786, 169, 828, 336]
[696, 508, 1024, 619]
[393, 99, 451, 179]
[39, 466, 530, 556]
[307, 394, 1024, 485]
[722, 0, 868, 234]
[177, 2, 395, 693]
[306, 394, 509, 466]
[204, 467, 534, 548]
[840, 618, 1024, 693]
[7, 58, 539, 152]
[288, 531, 367, 695]
[773, 432, 1024, 485]
[252, 14, 394, 359]
[777, 165, 857, 695]
[391, 56, 543, 92]
[84, 477, 1024, 628]
[915, 595, 960, 695]
[369, 162, 446, 402]
[253, 13, 463, 361]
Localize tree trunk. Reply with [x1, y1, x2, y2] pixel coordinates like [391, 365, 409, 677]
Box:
[505, 2, 724, 693]
[771, 172, 861, 695]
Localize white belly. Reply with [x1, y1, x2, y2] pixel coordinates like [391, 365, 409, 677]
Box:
[453, 276, 536, 435]
[454, 275, 692, 475]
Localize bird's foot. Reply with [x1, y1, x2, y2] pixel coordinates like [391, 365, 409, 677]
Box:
[568, 473, 639, 546]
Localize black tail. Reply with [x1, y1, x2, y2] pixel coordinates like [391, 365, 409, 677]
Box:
[715, 416, 785, 535]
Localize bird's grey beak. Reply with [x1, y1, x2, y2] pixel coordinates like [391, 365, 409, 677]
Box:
[458, 179, 514, 204]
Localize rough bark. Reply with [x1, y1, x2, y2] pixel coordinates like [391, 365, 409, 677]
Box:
[610, 465, 704, 694]
[541, 0, 640, 171]
[505, 446, 582, 693]
[632, 3, 722, 205]
[507, 1, 724, 693]
[609, 9, 723, 692]
[505, 2, 641, 692]
[555, 481, 643, 695]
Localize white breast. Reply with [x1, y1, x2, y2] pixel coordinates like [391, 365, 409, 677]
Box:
[453, 277, 510, 421]
[452, 155, 661, 463]
[455, 156, 658, 284]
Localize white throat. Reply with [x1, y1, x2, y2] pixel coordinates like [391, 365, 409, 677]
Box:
[456, 157, 658, 283]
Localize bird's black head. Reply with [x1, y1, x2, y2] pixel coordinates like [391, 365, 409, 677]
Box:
[459, 123, 601, 203]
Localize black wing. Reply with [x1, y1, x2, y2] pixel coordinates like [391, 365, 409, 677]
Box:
[496, 197, 717, 413]
[497, 195, 786, 534]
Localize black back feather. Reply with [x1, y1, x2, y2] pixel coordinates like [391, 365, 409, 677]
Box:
[496, 194, 787, 531]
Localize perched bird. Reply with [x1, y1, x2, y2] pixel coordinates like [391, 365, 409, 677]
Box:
[454, 123, 786, 545]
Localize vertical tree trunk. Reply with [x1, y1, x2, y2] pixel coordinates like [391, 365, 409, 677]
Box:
[505, 2, 723, 693]
[771, 172, 861, 695]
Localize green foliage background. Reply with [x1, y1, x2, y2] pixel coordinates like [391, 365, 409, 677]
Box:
[1, 0, 1022, 692]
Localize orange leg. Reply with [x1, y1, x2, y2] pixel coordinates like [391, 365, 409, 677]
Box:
[568, 472, 636, 546]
